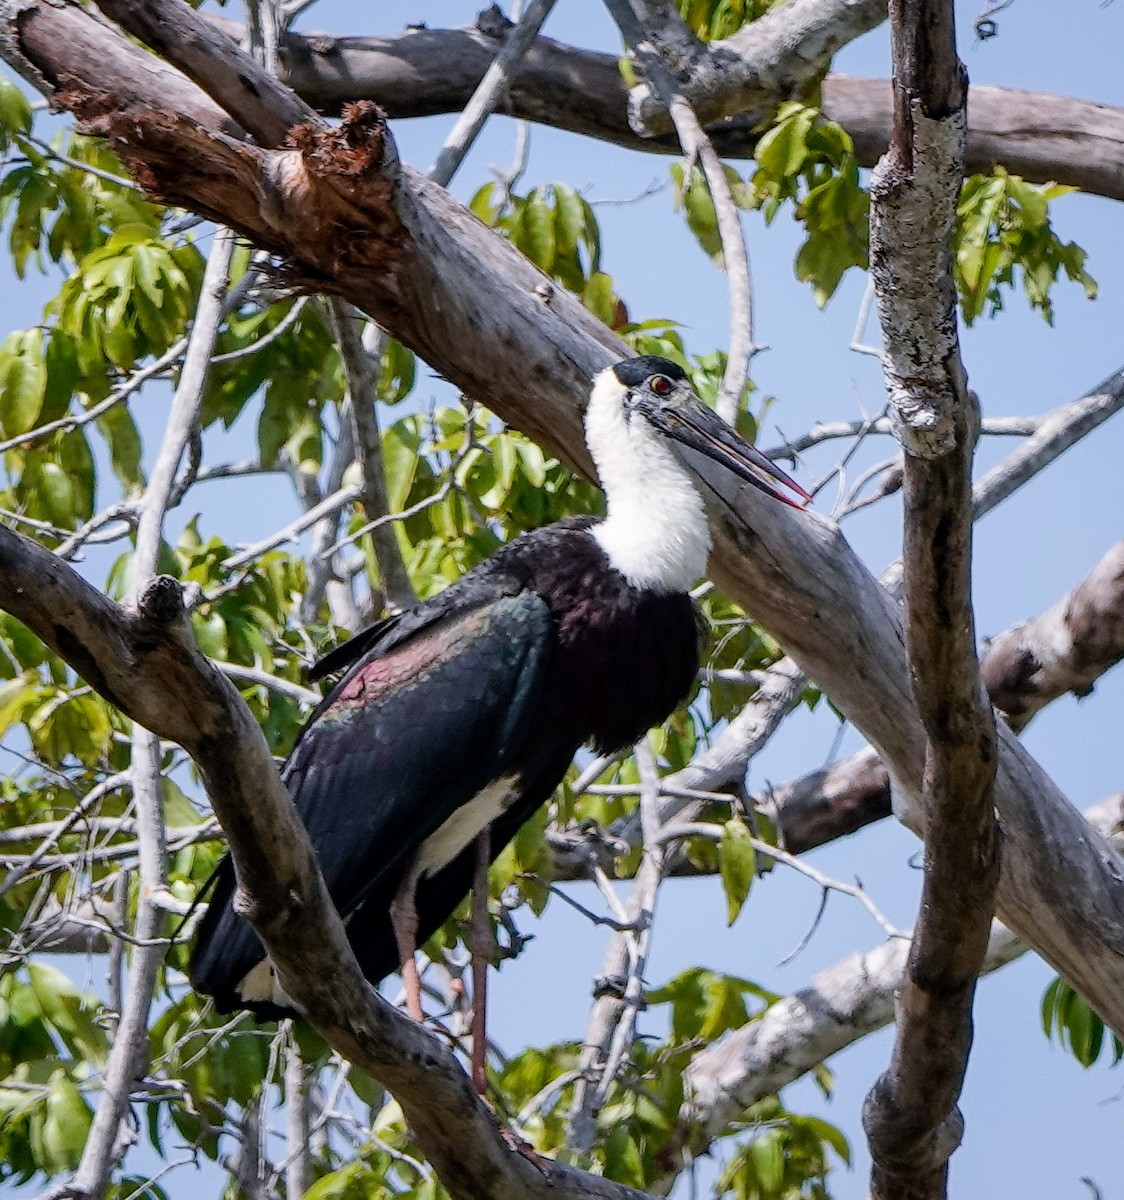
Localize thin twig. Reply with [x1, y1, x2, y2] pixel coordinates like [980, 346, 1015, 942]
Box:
[0, 772, 129, 899]
[222, 483, 362, 570]
[326, 301, 416, 610]
[849, 274, 881, 357]
[216, 661, 320, 706]
[70, 229, 234, 1200]
[658, 820, 905, 939]
[533, 878, 637, 932]
[606, 0, 755, 423]
[568, 736, 666, 1152]
[428, 0, 559, 188]
[0, 338, 186, 457]
[56, 505, 138, 561]
[210, 295, 308, 363]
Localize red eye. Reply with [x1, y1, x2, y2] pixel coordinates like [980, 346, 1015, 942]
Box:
[650, 375, 672, 396]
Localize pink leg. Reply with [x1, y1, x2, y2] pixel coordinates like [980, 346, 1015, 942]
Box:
[390, 862, 425, 1021]
[471, 827, 492, 1095]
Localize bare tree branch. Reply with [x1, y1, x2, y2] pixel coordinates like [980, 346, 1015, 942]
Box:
[92, 0, 313, 145]
[758, 460, 1124, 857]
[626, 0, 888, 134]
[326, 302, 417, 610]
[69, 223, 235, 1200]
[653, 791, 1124, 1190]
[204, 15, 1124, 202]
[982, 540, 1124, 730]
[606, 0, 756, 423]
[569, 737, 666, 1152]
[862, 6, 999, 1196]
[970, 367, 1124, 521]
[429, 0, 557, 188]
[284, 1033, 312, 1200]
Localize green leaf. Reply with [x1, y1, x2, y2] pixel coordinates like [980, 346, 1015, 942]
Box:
[553, 183, 585, 257]
[698, 971, 751, 1041]
[42, 1071, 92, 1173]
[520, 191, 556, 270]
[27, 963, 109, 1062]
[162, 777, 203, 827]
[41, 328, 80, 425]
[0, 78, 32, 145]
[305, 1162, 369, 1200]
[32, 460, 77, 527]
[755, 105, 815, 179]
[602, 1124, 645, 1188]
[801, 1115, 852, 1165]
[677, 166, 722, 263]
[750, 1129, 785, 1192]
[0, 328, 47, 436]
[96, 404, 145, 492]
[582, 272, 617, 326]
[1041, 976, 1123, 1068]
[718, 818, 756, 925]
[0, 673, 36, 737]
[468, 181, 502, 225]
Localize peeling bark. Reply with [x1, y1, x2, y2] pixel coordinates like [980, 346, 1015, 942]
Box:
[863, 4, 998, 1196]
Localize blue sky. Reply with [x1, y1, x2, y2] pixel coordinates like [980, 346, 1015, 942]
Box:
[2, 1, 1123, 1197]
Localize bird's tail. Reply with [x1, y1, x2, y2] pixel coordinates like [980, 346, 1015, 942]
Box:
[187, 858, 291, 1017]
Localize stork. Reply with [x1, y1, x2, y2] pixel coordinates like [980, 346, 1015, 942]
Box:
[189, 356, 808, 1080]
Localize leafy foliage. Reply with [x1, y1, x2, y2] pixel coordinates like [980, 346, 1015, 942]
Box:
[954, 169, 1097, 323]
[470, 180, 627, 327]
[675, 101, 1098, 322]
[676, 0, 783, 41]
[1041, 977, 1123, 1069]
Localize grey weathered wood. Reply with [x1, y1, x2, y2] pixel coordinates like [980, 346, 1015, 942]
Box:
[200, 15, 1124, 202]
[862, 4, 998, 1195]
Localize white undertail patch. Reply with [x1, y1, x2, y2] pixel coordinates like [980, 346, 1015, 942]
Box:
[413, 775, 520, 878]
[585, 369, 711, 592]
[233, 778, 520, 1007]
[236, 959, 301, 1012]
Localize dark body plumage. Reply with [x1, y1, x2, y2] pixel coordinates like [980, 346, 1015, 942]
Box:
[189, 517, 702, 1016]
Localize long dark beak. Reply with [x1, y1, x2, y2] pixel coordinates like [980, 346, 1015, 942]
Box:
[645, 386, 812, 509]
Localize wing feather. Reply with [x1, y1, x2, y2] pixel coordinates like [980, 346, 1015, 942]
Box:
[189, 591, 556, 1014]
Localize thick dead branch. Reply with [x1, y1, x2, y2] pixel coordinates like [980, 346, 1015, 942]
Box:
[0, 528, 654, 1200]
[92, 0, 313, 146]
[863, 5, 999, 1196]
[759, 532, 1124, 853]
[982, 541, 1124, 729]
[656, 929, 1022, 1193]
[625, 0, 888, 134]
[203, 16, 1124, 202]
[3, 0, 1124, 1054]
[765, 743, 891, 852]
[655, 790, 1124, 1190]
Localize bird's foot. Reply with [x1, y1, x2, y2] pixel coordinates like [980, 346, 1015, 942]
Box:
[499, 1126, 551, 1175]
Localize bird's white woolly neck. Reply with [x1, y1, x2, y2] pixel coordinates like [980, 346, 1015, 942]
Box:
[585, 369, 710, 593]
